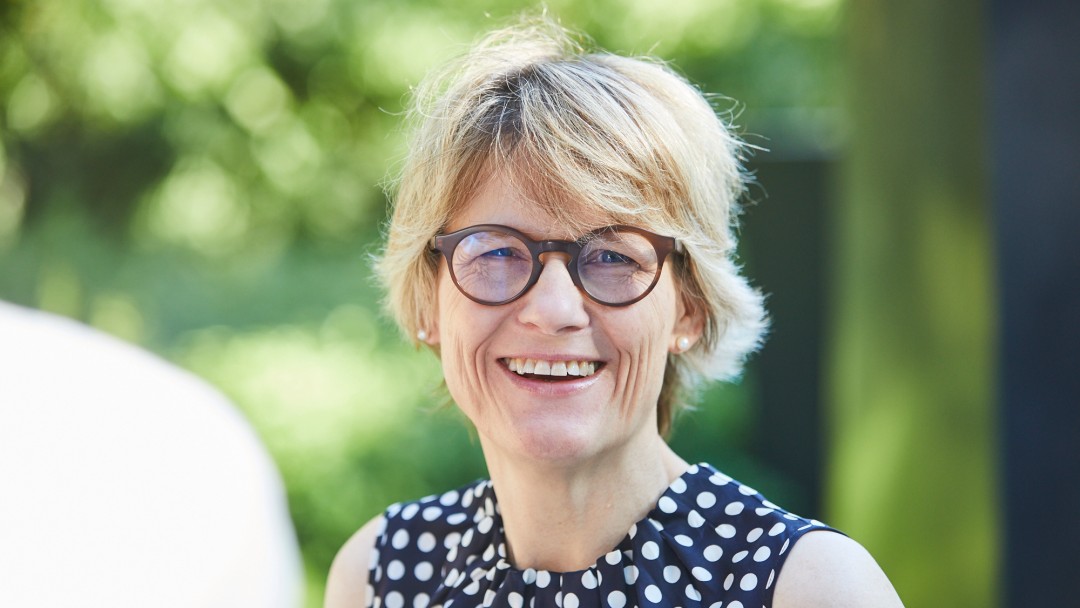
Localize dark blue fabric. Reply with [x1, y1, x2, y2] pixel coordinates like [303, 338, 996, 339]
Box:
[368, 463, 834, 608]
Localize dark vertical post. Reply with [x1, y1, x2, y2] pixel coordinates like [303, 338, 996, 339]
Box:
[990, 1, 1080, 605]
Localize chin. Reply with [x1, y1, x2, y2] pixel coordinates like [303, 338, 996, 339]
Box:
[509, 413, 628, 467]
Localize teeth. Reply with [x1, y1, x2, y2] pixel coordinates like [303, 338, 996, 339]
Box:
[504, 358, 599, 378]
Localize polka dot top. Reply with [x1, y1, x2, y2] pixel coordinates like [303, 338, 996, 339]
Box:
[366, 463, 834, 608]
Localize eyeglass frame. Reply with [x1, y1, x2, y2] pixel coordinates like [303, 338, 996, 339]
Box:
[430, 224, 681, 307]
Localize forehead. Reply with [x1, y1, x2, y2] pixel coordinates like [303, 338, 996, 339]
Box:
[447, 170, 614, 239]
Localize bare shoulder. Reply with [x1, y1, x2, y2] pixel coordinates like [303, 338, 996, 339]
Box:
[772, 530, 904, 608]
[325, 515, 384, 608]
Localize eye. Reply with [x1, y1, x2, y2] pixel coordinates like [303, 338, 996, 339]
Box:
[597, 250, 634, 264]
[482, 247, 516, 258]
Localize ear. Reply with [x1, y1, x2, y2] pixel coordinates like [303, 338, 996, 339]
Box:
[670, 289, 706, 354]
[418, 315, 440, 347]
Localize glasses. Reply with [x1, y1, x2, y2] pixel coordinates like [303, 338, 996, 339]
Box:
[431, 224, 679, 307]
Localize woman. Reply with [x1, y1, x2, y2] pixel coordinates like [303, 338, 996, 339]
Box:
[327, 18, 902, 608]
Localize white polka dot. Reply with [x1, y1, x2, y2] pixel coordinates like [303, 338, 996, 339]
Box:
[536, 570, 551, 588]
[649, 518, 664, 531]
[685, 584, 702, 601]
[605, 550, 622, 565]
[508, 592, 524, 608]
[767, 569, 776, 589]
[687, 509, 706, 528]
[675, 534, 693, 547]
[582, 570, 598, 589]
[747, 527, 763, 543]
[658, 496, 678, 513]
[738, 484, 757, 496]
[663, 565, 681, 583]
[444, 532, 461, 548]
[461, 491, 474, 508]
[446, 513, 467, 526]
[392, 529, 410, 549]
[440, 490, 460, 506]
[723, 573, 734, 590]
[729, 602, 744, 608]
[708, 603, 723, 608]
[401, 504, 419, 520]
[387, 560, 405, 580]
[483, 544, 496, 561]
[740, 573, 758, 591]
[644, 585, 663, 603]
[780, 538, 791, 554]
[641, 541, 660, 559]
[692, 566, 713, 582]
[463, 580, 480, 595]
[724, 501, 745, 516]
[385, 591, 404, 608]
[628, 523, 638, 538]
[414, 593, 430, 608]
[624, 565, 638, 584]
[484, 590, 496, 606]
[703, 544, 723, 562]
[445, 568, 459, 584]
[564, 592, 579, 608]
[671, 477, 687, 493]
[522, 569, 536, 584]
[783, 513, 799, 520]
[461, 529, 474, 547]
[733, 550, 749, 563]
[696, 491, 717, 508]
[555, 591, 562, 608]
[769, 522, 786, 536]
[687, 464, 700, 474]
[607, 590, 626, 608]
[754, 546, 772, 562]
[417, 532, 436, 552]
[709, 472, 732, 485]
[716, 523, 736, 538]
[415, 561, 434, 581]
[478, 517, 494, 534]
[756, 507, 775, 516]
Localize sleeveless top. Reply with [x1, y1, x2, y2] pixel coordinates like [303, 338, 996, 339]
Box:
[367, 463, 834, 608]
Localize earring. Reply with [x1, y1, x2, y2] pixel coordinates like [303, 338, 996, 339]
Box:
[676, 336, 691, 352]
[417, 329, 428, 342]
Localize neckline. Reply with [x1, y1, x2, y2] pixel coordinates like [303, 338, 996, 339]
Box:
[481, 462, 715, 577]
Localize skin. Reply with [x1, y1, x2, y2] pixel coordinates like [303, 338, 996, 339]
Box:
[325, 171, 904, 608]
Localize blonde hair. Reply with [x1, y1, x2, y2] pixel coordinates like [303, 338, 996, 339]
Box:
[374, 17, 767, 435]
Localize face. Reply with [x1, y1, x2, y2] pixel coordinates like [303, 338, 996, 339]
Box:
[425, 172, 702, 467]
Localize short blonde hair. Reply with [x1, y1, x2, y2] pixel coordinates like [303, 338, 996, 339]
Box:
[374, 18, 767, 435]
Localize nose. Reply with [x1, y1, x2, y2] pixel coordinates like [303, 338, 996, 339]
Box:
[515, 253, 590, 334]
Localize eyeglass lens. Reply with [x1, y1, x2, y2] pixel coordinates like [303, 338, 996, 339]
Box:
[450, 228, 661, 304]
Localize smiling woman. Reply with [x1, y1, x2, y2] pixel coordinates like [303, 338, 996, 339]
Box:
[325, 16, 902, 608]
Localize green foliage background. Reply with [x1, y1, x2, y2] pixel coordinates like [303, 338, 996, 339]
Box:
[0, 0, 892, 606]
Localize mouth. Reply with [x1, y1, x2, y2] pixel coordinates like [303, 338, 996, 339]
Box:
[499, 357, 604, 381]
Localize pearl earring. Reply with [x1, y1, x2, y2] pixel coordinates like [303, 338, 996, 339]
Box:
[417, 329, 428, 342]
[676, 336, 691, 352]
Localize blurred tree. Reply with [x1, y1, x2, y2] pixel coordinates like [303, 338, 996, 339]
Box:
[828, 0, 997, 606]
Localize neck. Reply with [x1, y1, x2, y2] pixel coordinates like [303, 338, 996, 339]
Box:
[481, 436, 688, 572]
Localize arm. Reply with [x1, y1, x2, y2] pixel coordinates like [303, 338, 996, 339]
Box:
[772, 531, 904, 608]
[325, 515, 383, 608]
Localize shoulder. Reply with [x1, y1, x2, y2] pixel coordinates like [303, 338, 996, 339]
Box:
[326, 515, 385, 608]
[772, 531, 904, 608]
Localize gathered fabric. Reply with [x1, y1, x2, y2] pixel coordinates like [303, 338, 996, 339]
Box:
[368, 463, 834, 608]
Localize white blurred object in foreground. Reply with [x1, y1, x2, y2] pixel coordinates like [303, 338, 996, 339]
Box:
[0, 301, 302, 607]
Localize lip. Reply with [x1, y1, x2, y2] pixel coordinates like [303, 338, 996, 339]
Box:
[496, 357, 605, 397]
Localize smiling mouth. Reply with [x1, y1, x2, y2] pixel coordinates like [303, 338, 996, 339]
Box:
[499, 358, 603, 380]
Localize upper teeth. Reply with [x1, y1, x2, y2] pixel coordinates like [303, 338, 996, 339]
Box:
[504, 358, 599, 377]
